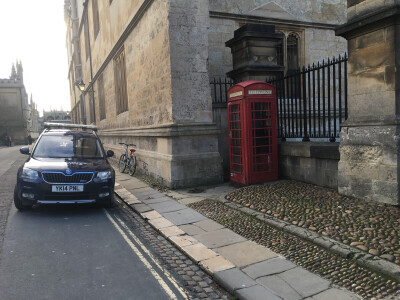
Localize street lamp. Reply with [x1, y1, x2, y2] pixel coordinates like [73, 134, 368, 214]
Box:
[74, 79, 96, 124]
[75, 79, 86, 92]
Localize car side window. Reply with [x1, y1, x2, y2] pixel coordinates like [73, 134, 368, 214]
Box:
[74, 138, 102, 157]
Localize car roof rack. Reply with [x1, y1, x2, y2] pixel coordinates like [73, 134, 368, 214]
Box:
[43, 122, 98, 132]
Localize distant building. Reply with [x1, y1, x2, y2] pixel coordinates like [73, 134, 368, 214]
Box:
[0, 61, 40, 144]
[28, 94, 41, 139]
[42, 110, 71, 124]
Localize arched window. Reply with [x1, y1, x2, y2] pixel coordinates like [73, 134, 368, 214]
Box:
[287, 34, 299, 74]
[275, 29, 302, 75]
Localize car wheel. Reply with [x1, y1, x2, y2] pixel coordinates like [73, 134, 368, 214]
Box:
[14, 186, 33, 211]
[103, 195, 114, 208]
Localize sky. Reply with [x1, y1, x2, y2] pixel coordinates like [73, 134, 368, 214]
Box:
[0, 0, 70, 115]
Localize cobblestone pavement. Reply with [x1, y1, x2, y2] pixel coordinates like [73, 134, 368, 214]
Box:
[225, 181, 400, 265]
[183, 180, 400, 300]
[112, 190, 233, 300]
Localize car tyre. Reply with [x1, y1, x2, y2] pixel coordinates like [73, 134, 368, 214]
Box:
[14, 186, 33, 211]
[103, 195, 114, 208]
[101, 192, 114, 208]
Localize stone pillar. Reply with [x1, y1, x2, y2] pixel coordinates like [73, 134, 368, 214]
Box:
[165, 0, 223, 188]
[336, 1, 400, 205]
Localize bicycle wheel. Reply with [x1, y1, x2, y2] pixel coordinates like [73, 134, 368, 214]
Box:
[118, 154, 127, 173]
[128, 156, 136, 176]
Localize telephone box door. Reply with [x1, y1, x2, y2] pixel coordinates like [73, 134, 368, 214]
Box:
[247, 99, 278, 183]
[228, 101, 246, 184]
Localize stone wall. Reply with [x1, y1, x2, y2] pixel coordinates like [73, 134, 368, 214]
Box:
[80, 0, 223, 188]
[169, 0, 213, 124]
[208, 0, 348, 79]
[0, 81, 28, 144]
[336, 1, 400, 205]
[209, 0, 347, 24]
[305, 28, 348, 63]
[279, 142, 339, 189]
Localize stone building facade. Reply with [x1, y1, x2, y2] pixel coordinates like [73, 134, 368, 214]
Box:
[0, 62, 40, 144]
[43, 110, 71, 123]
[28, 95, 41, 139]
[336, 0, 400, 205]
[208, 0, 348, 80]
[64, 0, 348, 188]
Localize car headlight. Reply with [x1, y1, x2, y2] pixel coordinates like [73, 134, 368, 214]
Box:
[93, 171, 112, 182]
[21, 168, 40, 182]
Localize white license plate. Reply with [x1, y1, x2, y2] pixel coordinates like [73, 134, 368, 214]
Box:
[52, 185, 84, 192]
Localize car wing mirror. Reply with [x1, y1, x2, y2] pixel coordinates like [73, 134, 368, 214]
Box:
[19, 146, 30, 155]
[106, 150, 114, 158]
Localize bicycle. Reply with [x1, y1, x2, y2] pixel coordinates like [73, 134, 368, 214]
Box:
[118, 143, 137, 176]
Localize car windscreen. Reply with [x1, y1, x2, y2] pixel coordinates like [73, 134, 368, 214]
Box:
[32, 134, 104, 159]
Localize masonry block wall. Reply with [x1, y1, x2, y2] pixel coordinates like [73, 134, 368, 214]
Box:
[208, 0, 348, 79]
[336, 0, 400, 204]
[279, 143, 339, 189]
[73, 0, 223, 188]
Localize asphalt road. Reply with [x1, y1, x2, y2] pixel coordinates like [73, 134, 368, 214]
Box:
[0, 146, 188, 300]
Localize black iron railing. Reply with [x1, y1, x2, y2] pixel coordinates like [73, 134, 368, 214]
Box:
[210, 54, 348, 142]
[210, 77, 235, 104]
[268, 54, 348, 142]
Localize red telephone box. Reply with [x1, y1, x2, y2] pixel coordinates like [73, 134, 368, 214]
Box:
[228, 81, 278, 185]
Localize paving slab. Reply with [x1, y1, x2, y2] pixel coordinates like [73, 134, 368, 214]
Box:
[278, 267, 331, 298]
[215, 241, 278, 268]
[213, 268, 257, 293]
[124, 196, 141, 205]
[134, 190, 163, 200]
[178, 224, 206, 236]
[164, 191, 189, 200]
[235, 285, 282, 300]
[178, 196, 206, 205]
[148, 217, 175, 229]
[116, 177, 131, 182]
[194, 228, 247, 249]
[200, 256, 235, 273]
[132, 203, 152, 213]
[128, 186, 153, 194]
[159, 226, 185, 238]
[119, 177, 149, 189]
[256, 275, 302, 300]
[141, 210, 162, 220]
[242, 257, 297, 279]
[148, 200, 187, 213]
[115, 188, 129, 195]
[162, 208, 207, 225]
[193, 219, 225, 232]
[308, 288, 361, 300]
[182, 243, 218, 262]
[169, 235, 199, 248]
[141, 196, 171, 204]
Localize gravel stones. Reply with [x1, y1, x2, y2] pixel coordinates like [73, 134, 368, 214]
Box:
[188, 198, 400, 299]
[224, 180, 400, 265]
